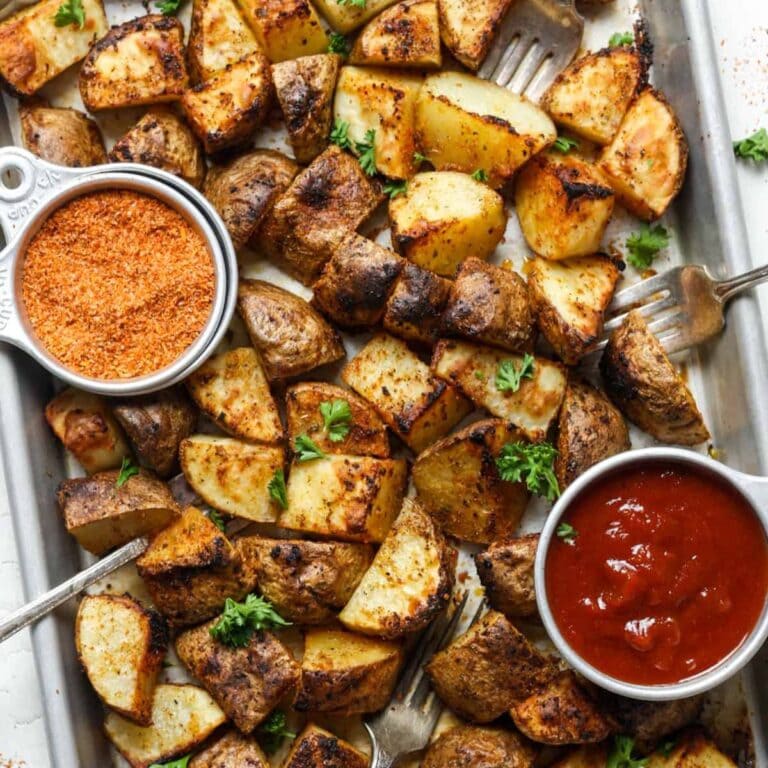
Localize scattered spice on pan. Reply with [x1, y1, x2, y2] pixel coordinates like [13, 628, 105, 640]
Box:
[21, 190, 215, 381]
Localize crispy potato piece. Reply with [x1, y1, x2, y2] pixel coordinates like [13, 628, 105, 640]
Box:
[475, 534, 538, 619]
[598, 88, 688, 221]
[285, 381, 390, 458]
[349, 0, 441, 68]
[413, 419, 529, 544]
[645, 730, 736, 768]
[423, 724, 538, 768]
[57, 470, 179, 555]
[185, 347, 283, 445]
[257, 145, 384, 285]
[312, 0, 399, 33]
[442, 258, 535, 352]
[343, 333, 472, 453]
[432, 340, 567, 442]
[0, 0, 107, 96]
[105, 684, 226, 768]
[79, 15, 188, 111]
[339, 498, 456, 638]
[426, 610, 554, 722]
[389, 171, 506, 276]
[175, 620, 300, 733]
[312, 232, 404, 329]
[280, 454, 407, 543]
[415, 73, 556, 188]
[272, 54, 341, 164]
[189, 730, 268, 767]
[527, 255, 620, 365]
[437, 0, 513, 70]
[45, 387, 130, 474]
[600, 311, 709, 444]
[283, 724, 368, 767]
[76, 594, 167, 725]
[551, 744, 608, 768]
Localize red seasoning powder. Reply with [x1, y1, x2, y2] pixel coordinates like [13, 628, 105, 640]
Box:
[21, 190, 215, 380]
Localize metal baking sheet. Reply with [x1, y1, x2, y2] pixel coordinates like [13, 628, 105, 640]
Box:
[0, 0, 767, 765]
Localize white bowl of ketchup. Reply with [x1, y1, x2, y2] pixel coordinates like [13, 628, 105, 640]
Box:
[535, 447, 768, 701]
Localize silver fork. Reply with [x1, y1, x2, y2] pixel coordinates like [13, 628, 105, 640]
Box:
[478, 0, 584, 101]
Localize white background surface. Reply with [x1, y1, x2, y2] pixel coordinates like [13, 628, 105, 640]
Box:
[0, 2, 767, 765]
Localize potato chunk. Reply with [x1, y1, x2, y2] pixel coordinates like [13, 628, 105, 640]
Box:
[389, 172, 506, 277]
[282, 724, 368, 768]
[437, 0, 513, 70]
[76, 594, 167, 725]
[312, 0, 399, 33]
[423, 725, 537, 768]
[339, 498, 456, 638]
[645, 731, 735, 768]
[189, 731, 268, 768]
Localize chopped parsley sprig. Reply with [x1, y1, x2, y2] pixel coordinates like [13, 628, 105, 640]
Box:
[258, 710, 296, 754]
[294, 434, 326, 462]
[607, 736, 649, 768]
[328, 32, 350, 57]
[625, 224, 670, 269]
[556, 522, 578, 545]
[608, 31, 634, 47]
[155, 0, 181, 15]
[337, 0, 366, 6]
[496, 442, 560, 501]
[552, 136, 579, 154]
[471, 168, 488, 182]
[148, 755, 191, 768]
[330, 119, 352, 150]
[54, 0, 85, 28]
[319, 398, 352, 442]
[116, 457, 140, 487]
[268, 468, 288, 509]
[355, 128, 377, 176]
[383, 179, 408, 199]
[733, 128, 768, 162]
[495, 354, 535, 393]
[210, 594, 290, 647]
[208, 508, 226, 532]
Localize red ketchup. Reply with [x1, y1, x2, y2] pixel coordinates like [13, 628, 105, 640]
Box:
[546, 462, 768, 685]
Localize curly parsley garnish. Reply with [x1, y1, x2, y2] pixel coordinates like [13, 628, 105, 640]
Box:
[413, 151, 428, 165]
[496, 442, 560, 501]
[552, 136, 579, 153]
[608, 31, 634, 47]
[319, 399, 352, 442]
[383, 179, 408, 199]
[116, 457, 140, 487]
[155, 0, 181, 14]
[148, 756, 190, 768]
[607, 736, 649, 768]
[625, 224, 670, 269]
[327, 32, 350, 57]
[294, 434, 326, 462]
[356, 128, 377, 176]
[210, 594, 290, 647]
[330, 119, 352, 150]
[495, 354, 535, 393]
[258, 710, 296, 754]
[556, 522, 578, 545]
[53, 0, 85, 28]
[733, 128, 768, 163]
[470, 168, 488, 182]
[207, 508, 226, 532]
[268, 468, 288, 509]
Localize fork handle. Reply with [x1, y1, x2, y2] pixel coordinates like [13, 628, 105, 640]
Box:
[716, 263, 768, 303]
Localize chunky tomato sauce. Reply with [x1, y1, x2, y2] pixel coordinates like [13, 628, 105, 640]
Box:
[546, 462, 768, 685]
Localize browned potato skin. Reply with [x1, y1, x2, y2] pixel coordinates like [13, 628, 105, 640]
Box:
[282, 724, 368, 768]
[600, 311, 709, 445]
[475, 534, 538, 619]
[285, 381, 391, 458]
[437, 0, 513, 70]
[189, 730, 269, 767]
[423, 725, 538, 768]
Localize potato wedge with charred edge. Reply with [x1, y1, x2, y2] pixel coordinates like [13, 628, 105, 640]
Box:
[45, 388, 130, 474]
[339, 498, 456, 638]
[258, 145, 384, 285]
[295, 627, 403, 713]
[189, 730, 269, 768]
[283, 723, 368, 768]
[175, 620, 300, 733]
[437, 0, 513, 70]
[272, 54, 341, 164]
[432, 340, 567, 442]
[389, 172, 506, 277]
[426, 610, 555, 722]
[105, 684, 226, 768]
[343, 333, 472, 453]
[645, 730, 736, 768]
[349, 0, 441, 69]
[413, 419, 529, 544]
[527, 255, 620, 365]
[312, 232, 404, 329]
[423, 724, 538, 768]
[79, 15, 188, 111]
[312, 0, 400, 33]
[76, 594, 167, 725]
[185, 347, 283, 445]
[598, 88, 688, 221]
[600, 311, 709, 445]
[57, 470, 179, 555]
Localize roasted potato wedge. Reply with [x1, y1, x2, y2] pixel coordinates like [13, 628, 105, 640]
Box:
[415, 72, 556, 188]
[645, 730, 736, 768]
[189, 730, 269, 768]
[80, 15, 188, 111]
[389, 171, 506, 276]
[423, 724, 538, 768]
[185, 347, 283, 445]
[312, 0, 399, 33]
[76, 594, 167, 725]
[437, 0, 513, 70]
[283, 723, 368, 768]
[295, 627, 403, 714]
[339, 498, 456, 638]
[600, 311, 709, 444]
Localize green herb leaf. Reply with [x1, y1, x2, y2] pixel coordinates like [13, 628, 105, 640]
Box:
[356, 128, 377, 176]
[155, 0, 181, 14]
[327, 32, 350, 56]
[607, 736, 649, 768]
[319, 399, 352, 442]
[336, 0, 366, 6]
[470, 168, 488, 182]
[609, 31, 634, 47]
[258, 710, 297, 754]
[148, 755, 190, 768]
[552, 136, 579, 153]
[733, 128, 768, 162]
[474, 370, 485, 381]
[294, 434, 326, 462]
[383, 179, 408, 199]
[53, 0, 85, 27]
[330, 119, 352, 150]
[625, 224, 670, 269]
[210, 594, 291, 647]
[556, 522, 578, 544]
[208, 509, 226, 532]
[413, 151, 428, 165]
[495, 354, 535, 393]
[268, 468, 288, 509]
[116, 457, 140, 488]
[496, 442, 560, 501]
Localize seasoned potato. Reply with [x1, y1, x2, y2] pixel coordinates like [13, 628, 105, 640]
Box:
[57, 470, 179, 555]
[437, 0, 513, 70]
[76, 594, 167, 725]
[600, 311, 709, 444]
[423, 725, 537, 768]
[176, 620, 300, 733]
[598, 88, 688, 221]
[285, 382, 391, 458]
[283, 724, 368, 768]
[334, 66, 422, 179]
[527, 255, 620, 365]
[426, 610, 554, 722]
[45, 388, 130, 474]
[280, 454, 407, 543]
[339, 498, 456, 638]
[237, 280, 345, 380]
[541, 47, 645, 145]
[475, 534, 538, 619]
[105, 684, 226, 768]
[80, 15, 188, 111]
[185, 347, 283, 445]
[0, 0, 107, 96]
[295, 627, 403, 713]
[551, 745, 608, 768]
[109, 107, 206, 189]
[515, 154, 615, 260]
[442, 258, 535, 352]
[349, 0, 441, 69]
[413, 419, 529, 544]
[272, 54, 341, 164]
[389, 172, 506, 276]
[189, 730, 268, 768]
[432, 340, 567, 442]
[312, 232, 404, 329]
[645, 731, 736, 768]
[415, 72, 556, 188]
[312, 0, 399, 33]
[257, 145, 384, 285]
